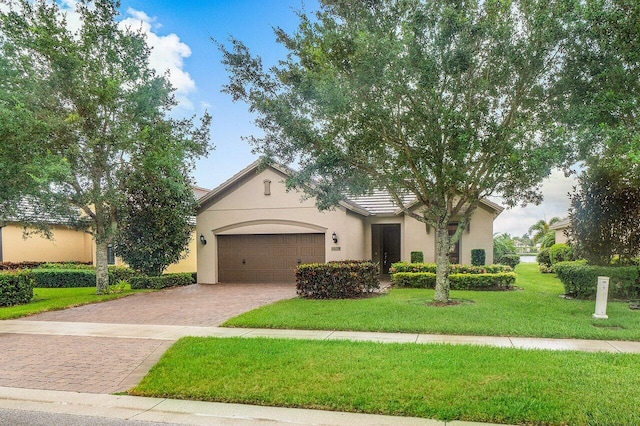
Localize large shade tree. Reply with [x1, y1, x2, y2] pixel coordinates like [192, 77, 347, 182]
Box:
[220, 0, 574, 302]
[561, 0, 640, 173]
[0, 0, 211, 292]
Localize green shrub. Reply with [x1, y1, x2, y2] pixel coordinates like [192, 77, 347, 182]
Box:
[537, 248, 552, 272]
[129, 273, 194, 290]
[410, 251, 424, 263]
[32, 269, 96, 288]
[296, 261, 380, 299]
[471, 249, 486, 266]
[390, 262, 512, 274]
[548, 244, 574, 265]
[0, 271, 34, 306]
[38, 262, 93, 270]
[392, 272, 516, 290]
[499, 254, 520, 269]
[0, 261, 91, 271]
[108, 266, 139, 282]
[553, 261, 640, 299]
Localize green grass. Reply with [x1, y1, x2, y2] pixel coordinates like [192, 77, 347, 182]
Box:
[0, 286, 147, 319]
[224, 263, 640, 340]
[130, 337, 640, 425]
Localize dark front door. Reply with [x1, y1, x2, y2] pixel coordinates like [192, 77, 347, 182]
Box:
[372, 224, 401, 274]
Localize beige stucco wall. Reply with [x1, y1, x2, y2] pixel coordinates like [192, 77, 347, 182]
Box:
[363, 204, 496, 265]
[554, 228, 568, 244]
[197, 167, 367, 283]
[1, 224, 93, 263]
[463, 205, 496, 264]
[164, 231, 198, 274]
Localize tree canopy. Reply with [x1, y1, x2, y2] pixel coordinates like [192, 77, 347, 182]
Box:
[0, 0, 211, 292]
[220, 0, 575, 302]
[568, 165, 640, 266]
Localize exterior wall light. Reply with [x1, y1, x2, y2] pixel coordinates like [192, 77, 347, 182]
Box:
[199, 234, 207, 245]
[332, 232, 338, 244]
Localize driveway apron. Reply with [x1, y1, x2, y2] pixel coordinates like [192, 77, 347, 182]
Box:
[0, 284, 296, 394]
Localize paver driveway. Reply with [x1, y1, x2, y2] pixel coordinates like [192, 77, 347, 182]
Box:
[0, 284, 296, 393]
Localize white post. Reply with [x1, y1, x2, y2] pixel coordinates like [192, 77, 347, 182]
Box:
[593, 276, 610, 319]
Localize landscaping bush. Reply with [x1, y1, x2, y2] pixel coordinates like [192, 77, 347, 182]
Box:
[471, 249, 486, 266]
[129, 273, 194, 290]
[410, 251, 424, 263]
[390, 262, 512, 274]
[296, 261, 380, 299]
[0, 271, 34, 306]
[108, 266, 139, 282]
[38, 262, 93, 270]
[553, 261, 640, 299]
[0, 261, 91, 271]
[548, 243, 574, 265]
[537, 248, 552, 273]
[32, 269, 96, 288]
[392, 271, 516, 290]
[498, 254, 520, 269]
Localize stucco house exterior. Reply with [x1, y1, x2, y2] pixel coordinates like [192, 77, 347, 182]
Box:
[0, 187, 210, 274]
[197, 161, 503, 284]
[549, 218, 570, 244]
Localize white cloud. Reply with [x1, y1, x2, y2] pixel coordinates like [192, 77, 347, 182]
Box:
[492, 169, 577, 237]
[120, 8, 196, 101]
[51, 1, 196, 110]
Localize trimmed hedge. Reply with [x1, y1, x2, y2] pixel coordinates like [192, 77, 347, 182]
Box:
[553, 261, 640, 299]
[0, 261, 91, 271]
[0, 271, 34, 306]
[392, 271, 517, 290]
[29, 266, 138, 288]
[410, 251, 424, 263]
[129, 273, 194, 290]
[548, 244, 574, 265]
[471, 249, 486, 266]
[296, 261, 380, 299]
[32, 269, 96, 288]
[390, 262, 513, 274]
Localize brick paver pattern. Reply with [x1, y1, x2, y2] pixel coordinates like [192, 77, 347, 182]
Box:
[23, 283, 296, 326]
[2, 284, 296, 393]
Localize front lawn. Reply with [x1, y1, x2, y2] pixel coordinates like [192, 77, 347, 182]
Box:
[0, 286, 147, 320]
[130, 337, 640, 425]
[224, 263, 640, 340]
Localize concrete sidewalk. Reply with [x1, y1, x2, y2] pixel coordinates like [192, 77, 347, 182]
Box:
[3, 319, 640, 353]
[3, 320, 640, 425]
[0, 386, 501, 426]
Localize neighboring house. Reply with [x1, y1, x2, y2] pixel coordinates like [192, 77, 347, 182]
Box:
[549, 218, 570, 244]
[0, 187, 210, 274]
[196, 161, 503, 284]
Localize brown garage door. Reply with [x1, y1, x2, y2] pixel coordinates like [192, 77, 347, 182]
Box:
[217, 233, 325, 283]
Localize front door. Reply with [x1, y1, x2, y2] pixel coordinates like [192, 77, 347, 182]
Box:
[372, 224, 401, 274]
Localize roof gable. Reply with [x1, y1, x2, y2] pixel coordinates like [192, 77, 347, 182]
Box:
[198, 160, 503, 217]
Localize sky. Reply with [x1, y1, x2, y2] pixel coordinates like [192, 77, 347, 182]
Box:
[56, 0, 576, 237]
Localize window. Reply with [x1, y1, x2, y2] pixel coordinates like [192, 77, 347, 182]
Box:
[263, 179, 271, 195]
[447, 222, 460, 264]
[107, 244, 115, 265]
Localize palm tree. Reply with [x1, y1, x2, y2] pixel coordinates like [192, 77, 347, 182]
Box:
[528, 217, 562, 248]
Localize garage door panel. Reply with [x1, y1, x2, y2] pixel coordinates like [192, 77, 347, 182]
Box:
[218, 234, 325, 283]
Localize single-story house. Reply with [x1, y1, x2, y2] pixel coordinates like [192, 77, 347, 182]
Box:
[196, 161, 504, 284]
[549, 218, 570, 244]
[0, 187, 210, 274]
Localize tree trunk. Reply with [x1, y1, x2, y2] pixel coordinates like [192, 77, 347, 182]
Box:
[95, 239, 109, 294]
[434, 225, 451, 303]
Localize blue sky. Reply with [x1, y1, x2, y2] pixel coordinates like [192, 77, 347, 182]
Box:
[63, 0, 575, 237]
